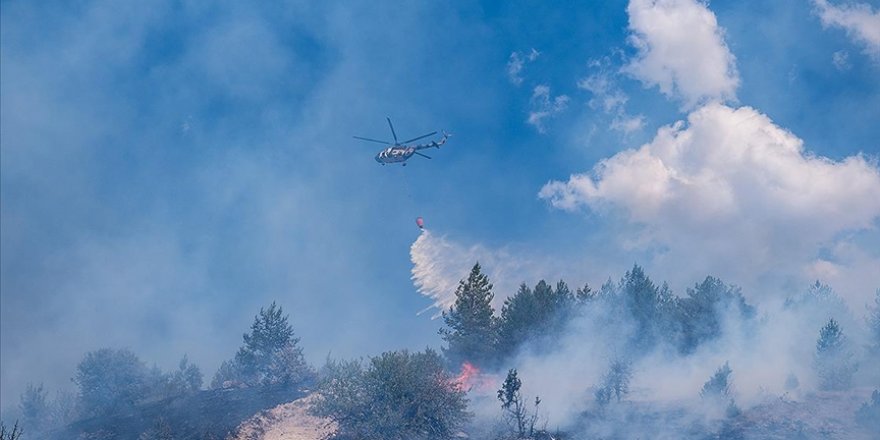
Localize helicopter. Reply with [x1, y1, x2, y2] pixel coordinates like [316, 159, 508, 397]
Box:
[354, 117, 450, 166]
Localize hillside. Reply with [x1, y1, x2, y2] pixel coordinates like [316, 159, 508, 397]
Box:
[568, 387, 877, 440]
[46, 385, 308, 440]
[723, 388, 876, 439]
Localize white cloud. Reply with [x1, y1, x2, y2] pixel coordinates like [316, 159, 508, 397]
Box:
[507, 48, 540, 85]
[832, 49, 852, 70]
[624, 0, 739, 109]
[578, 59, 645, 135]
[527, 85, 570, 133]
[610, 114, 646, 133]
[813, 0, 880, 59]
[539, 103, 880, 305]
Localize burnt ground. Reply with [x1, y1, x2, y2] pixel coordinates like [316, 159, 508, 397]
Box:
[568, 388, 876, 440]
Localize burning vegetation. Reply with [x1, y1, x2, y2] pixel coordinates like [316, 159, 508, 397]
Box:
[3, 264, 880, 439]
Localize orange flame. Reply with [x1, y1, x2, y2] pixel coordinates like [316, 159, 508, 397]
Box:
[453, 362, 497, 394]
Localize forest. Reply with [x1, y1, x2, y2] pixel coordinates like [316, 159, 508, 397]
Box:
[2, 264, 879, 439]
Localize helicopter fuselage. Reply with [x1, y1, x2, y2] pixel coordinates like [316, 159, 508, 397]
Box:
[375, 146, 416, 164]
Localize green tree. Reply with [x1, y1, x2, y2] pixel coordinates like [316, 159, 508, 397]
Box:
[166, 355, 202, 395]
[575, 283, 595, 303]
[701, 362, 739, 417]
[701, 362, 732, 400]
[497, 280, 578, 359]
[619, 265, 675, 350]
[440, 263, 499, 368]
[19, 383, 48, 433]
[595, 359, 633, 406]
[498, 284, 538, 359]
[313, 349, 470, 440]
[73, 348, 149, 417]
[676, 277, 754, 354]
[497, 369, 541, 438]
[210, 360, 243, 389]
[212, 302, 314, 388]
[814, 318, 857, 391]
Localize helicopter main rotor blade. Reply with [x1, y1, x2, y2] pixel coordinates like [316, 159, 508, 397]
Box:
[414, 152, 432, 159]
[353, 136, 391, 145]
[386, 117, 399, 144]
[401, 131, 438, 144]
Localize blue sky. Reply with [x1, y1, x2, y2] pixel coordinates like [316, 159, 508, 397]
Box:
[2, 0, 879, 408]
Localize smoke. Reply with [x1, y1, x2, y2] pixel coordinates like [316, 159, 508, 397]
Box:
[462, 276, 876, 436]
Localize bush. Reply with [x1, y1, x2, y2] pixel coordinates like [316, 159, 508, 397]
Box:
[313, 349, 470, 440]
[73, 348, 149, 417]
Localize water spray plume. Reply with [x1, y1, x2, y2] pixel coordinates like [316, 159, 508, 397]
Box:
[410, 230, 470, 316]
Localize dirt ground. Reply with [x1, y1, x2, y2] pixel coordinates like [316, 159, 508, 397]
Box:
[231, 394, 336, 440]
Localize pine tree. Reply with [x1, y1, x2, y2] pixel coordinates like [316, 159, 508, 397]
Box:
[575, 283, 595, 303]
[620, 265, 665, 349]
[677, 277, 754, 354]
[440, 263, 499, 367]
[498, 284, 537, 359]
[212, 302, 313, 388]
[814, 318, 857, 390]
[701, 362, 739, 417]
[701, 362, 732, 400]
[497, 280, 579, 359]
[595, 359, 633, 406]
[497, 369, 541, 438]
[167, 355, 202, 395]
[238, 302, 295, 373]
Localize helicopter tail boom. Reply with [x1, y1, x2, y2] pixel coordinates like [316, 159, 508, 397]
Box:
[414, 131, 450, 151]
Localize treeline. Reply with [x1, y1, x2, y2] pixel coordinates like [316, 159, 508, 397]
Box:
[16, 351, 203, 434]
[313, 263, 880, 439]
[441, 263, 756, 370]
[8, 264, 880, 440]
[12, 302, 313, 438]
